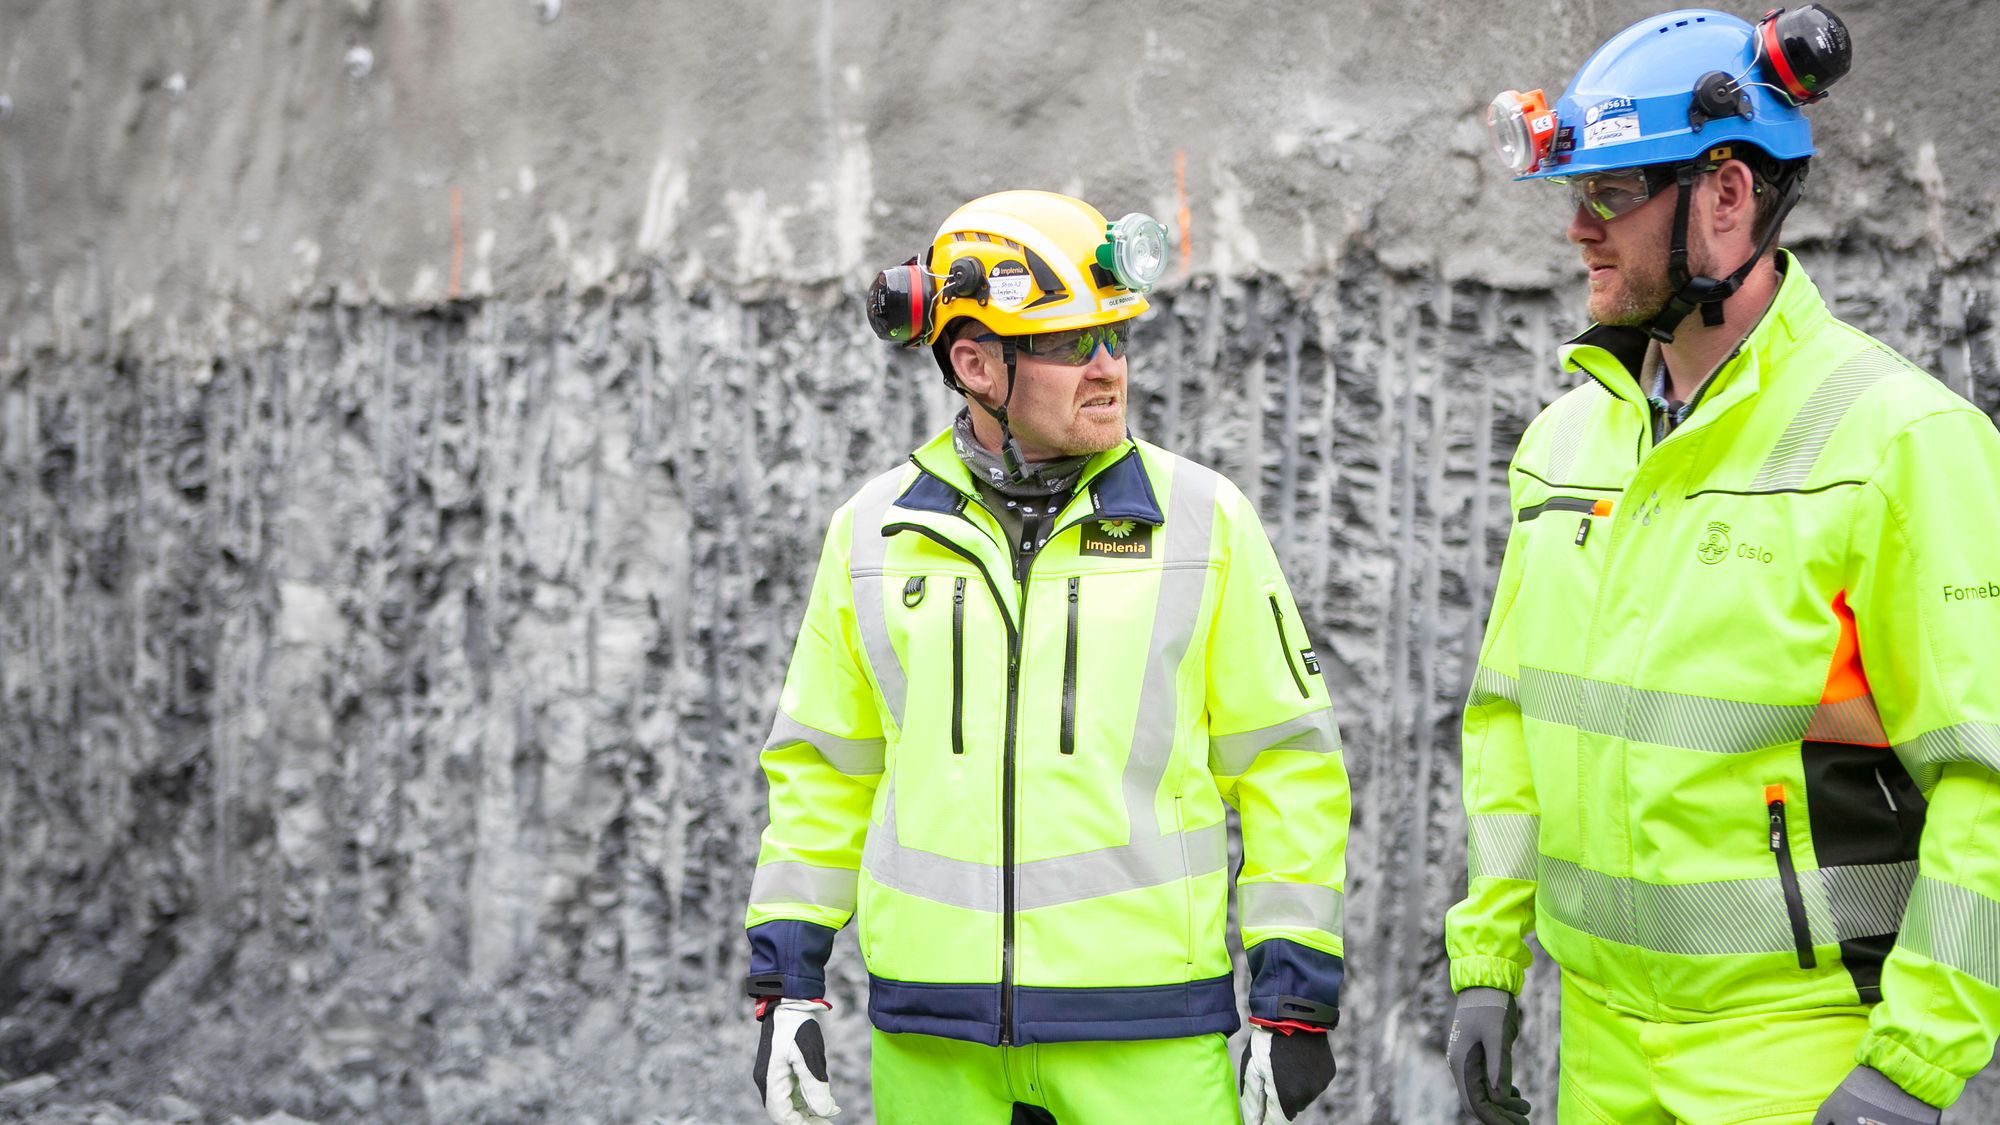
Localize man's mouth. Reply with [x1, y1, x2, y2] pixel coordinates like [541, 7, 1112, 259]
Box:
[1080, 394, 1120, 411]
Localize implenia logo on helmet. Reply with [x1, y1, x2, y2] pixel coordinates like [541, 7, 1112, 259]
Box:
[1696, 522, 1731, 565]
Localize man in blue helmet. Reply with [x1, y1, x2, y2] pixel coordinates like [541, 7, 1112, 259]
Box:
[1444, 7, 2000, 1125]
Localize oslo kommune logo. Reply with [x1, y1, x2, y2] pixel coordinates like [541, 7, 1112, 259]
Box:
[1696, 522, 1731, 565]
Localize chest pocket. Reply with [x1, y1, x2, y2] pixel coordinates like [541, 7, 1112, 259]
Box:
[879, 564, 1002, 757]
[1514, 492, 1617, 665]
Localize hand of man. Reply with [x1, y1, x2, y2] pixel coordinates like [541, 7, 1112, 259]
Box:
[753, 998, 839, 1125]
[1239, 1021, 1337, 1123]
[1447, 987, 1531, 1125]
[1813, 1066, 1940, 1125]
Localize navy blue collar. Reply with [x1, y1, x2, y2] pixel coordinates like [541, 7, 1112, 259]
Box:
[894, 471, 965, 515]
[1085, 448, 1164, 526]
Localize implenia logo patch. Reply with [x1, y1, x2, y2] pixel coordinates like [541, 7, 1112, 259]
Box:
[1080, 519, 1152, 558]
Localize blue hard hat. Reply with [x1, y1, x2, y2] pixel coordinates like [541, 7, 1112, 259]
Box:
[1522, 8, 1816, 180]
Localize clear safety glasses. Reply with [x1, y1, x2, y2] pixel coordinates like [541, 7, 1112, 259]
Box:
[1553, 165, 1684, 221]
[976, 322, 1133, 366]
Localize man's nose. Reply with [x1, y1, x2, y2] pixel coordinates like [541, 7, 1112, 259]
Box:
[1567, 201, 1605, 245]
[1081, 343, 1124, 378]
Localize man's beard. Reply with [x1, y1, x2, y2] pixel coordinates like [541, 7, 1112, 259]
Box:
[1592, 225, 1711, 327]
[1592, 260, 1675, 327]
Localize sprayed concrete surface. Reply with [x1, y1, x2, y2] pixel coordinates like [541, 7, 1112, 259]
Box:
[2, 1, 1999, 1122]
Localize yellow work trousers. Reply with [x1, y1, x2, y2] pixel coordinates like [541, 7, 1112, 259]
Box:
[870, 1028, 1239, 1125]
[1559, 972, 1870, 1125]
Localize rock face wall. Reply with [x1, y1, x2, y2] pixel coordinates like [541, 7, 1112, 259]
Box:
[3, 2, 1999, 1123]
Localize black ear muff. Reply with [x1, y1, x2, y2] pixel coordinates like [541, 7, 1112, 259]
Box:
[941, 257, 987, 301]
[1756, 5, 1852, 105]
[1689, 70, 1751, 128]
[867, 256, 935, 344]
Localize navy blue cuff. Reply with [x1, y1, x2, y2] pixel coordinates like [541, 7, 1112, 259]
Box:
[1248, 938, 1343, 1027]
[746, 919, 838, 999]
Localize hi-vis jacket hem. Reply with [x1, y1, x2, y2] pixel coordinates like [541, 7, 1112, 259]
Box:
[748, 432, 1352, 1046]
[1445, 251, 2000, 1108]
[867, 972, 1239, 1046]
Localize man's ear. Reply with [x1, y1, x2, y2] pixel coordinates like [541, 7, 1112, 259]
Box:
[949, 336, 999, 401]
[1708, 159, 1759, 239]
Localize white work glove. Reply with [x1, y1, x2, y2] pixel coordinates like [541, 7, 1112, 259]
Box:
[1238, 1022, 1337, 1123]
[753, 998, 839, 1125]
[1813, 1066, 1940, 1125]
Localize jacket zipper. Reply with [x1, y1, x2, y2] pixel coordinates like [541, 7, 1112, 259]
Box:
[884, 521, 1023, 1041]
[952, 577, 966, 755]
[1268, 594, 1309, 699]
[889, 489, 1172, 1045]
[1061, 577, 1080, 755]
[1515, 496, 1602, 523]
[1765, 785, 1817, 969]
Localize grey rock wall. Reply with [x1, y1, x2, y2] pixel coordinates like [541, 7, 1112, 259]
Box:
[4, 245, 1998, 1123]
[5, 0, 2000, 1122]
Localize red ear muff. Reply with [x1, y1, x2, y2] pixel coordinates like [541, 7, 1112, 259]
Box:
[904, 263, 927, 339]
[1756, 5, 1852, 106]
[866, 257, 935, 344]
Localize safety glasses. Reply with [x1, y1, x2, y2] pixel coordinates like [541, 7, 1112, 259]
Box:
[976, 322, 1132, 366]
[1554, 165, 1684, 221]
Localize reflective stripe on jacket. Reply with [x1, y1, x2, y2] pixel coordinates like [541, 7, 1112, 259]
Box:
[1445, 251, 2000, 1108]
[747, 431, 1352, 1046]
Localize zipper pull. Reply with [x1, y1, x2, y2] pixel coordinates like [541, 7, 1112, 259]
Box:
[1874, 768, 1900, 812]
[1765, 783, 1786, 852]
[1575, 500, 1612, 547]
[954, 579, 966, 606]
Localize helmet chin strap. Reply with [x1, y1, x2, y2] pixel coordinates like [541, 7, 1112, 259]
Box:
[972, 338, 1032, 483]
[1643, 162, 1807, 344]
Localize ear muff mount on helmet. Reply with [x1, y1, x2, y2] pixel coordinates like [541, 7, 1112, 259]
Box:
[1687, 6, 1851, 131]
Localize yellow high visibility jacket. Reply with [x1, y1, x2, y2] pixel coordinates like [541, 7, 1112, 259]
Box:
[1446, 252, 2000, 1107]
[746, 430, 1351, 1046]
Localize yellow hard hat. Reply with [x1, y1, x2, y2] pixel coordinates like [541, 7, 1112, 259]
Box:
[865, 190, 1168, 349]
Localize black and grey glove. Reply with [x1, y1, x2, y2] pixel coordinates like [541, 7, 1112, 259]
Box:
[1447, 987, 1531, 1125]
[1239, 1022, 1337, 1123]
[1814, 1066, 1940, 1125]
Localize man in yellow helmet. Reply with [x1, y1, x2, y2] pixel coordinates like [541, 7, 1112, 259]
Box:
[1448, 8, 2000, 1125]
[742, 190, 1352, 1124]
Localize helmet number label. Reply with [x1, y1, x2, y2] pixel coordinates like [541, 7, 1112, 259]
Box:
[987, 260, 1032, 309]
[1583, 97, 1641, 147]
[1584, 114, 1640, 147]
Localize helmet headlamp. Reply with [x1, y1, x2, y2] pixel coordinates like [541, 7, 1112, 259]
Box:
[1486, 88, 1557, 175]
[1095, 212, 1169, 292]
